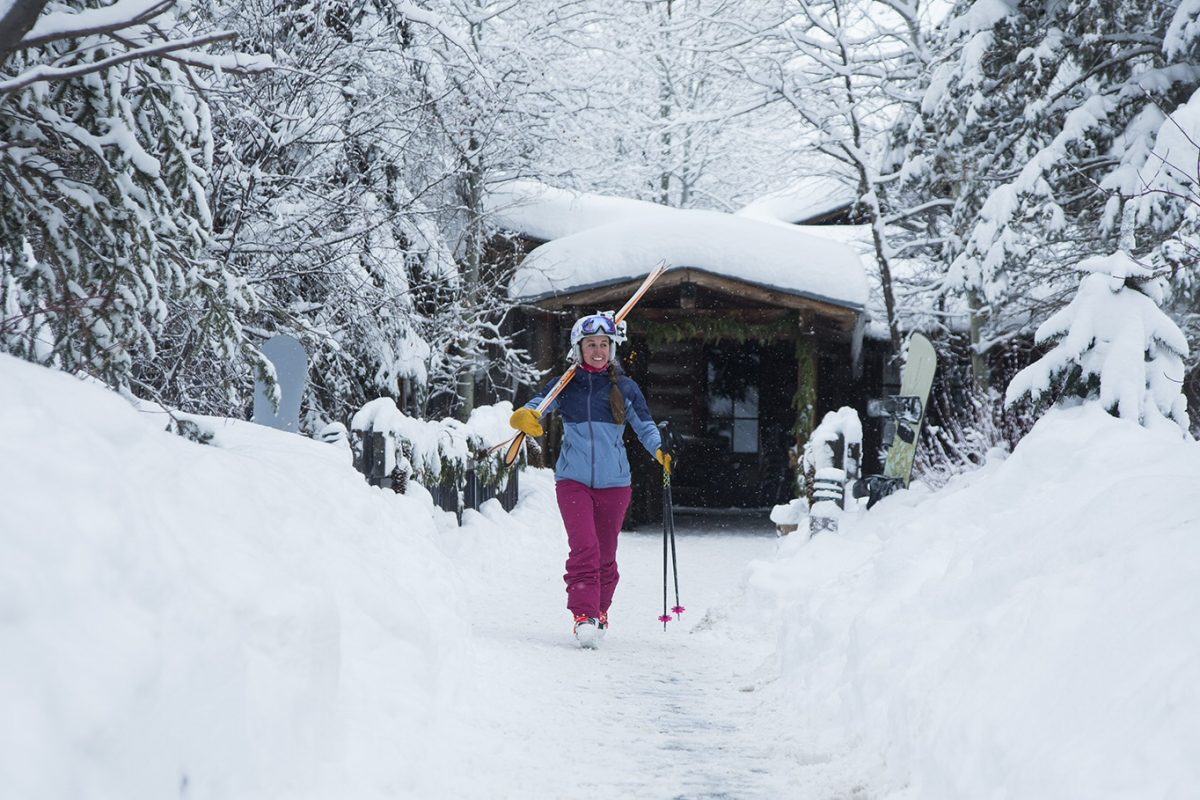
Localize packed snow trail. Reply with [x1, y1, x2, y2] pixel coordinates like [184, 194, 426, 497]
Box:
[435, 487, 871, 799]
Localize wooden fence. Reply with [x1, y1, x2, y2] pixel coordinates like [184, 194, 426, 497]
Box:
[355, 429, 519, 524]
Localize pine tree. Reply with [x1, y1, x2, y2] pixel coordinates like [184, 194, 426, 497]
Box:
[1006, 250, 1190, 435]
[1126, 31, 1200, 404]
[906, 0, 1200, 388]
[0, 1, 264, 403]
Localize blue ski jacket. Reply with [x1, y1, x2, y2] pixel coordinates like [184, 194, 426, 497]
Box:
[526, 365, 661, 489]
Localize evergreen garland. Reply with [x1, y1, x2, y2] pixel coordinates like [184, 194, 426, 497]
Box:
[636, 311, 820, 448]
[636, 314, 797, 345]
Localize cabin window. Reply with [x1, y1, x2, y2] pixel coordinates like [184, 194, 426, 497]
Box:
[706, 345, 760, 454]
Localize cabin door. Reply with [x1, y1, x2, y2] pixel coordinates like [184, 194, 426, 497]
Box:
[691, 340, 796, 508]
[627, 337, 799, 525]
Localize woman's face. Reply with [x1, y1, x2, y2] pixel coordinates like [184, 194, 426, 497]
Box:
[580, 334, 612, 368]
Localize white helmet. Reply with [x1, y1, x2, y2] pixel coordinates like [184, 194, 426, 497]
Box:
[569, 312, 627, 361]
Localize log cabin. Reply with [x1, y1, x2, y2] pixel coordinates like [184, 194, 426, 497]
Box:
[490, 181, 897, 525]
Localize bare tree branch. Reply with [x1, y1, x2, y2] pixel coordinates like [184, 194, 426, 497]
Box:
[0, 31, 237, 95]
[16, 0, 173, 50]
[0, 0, 48, 57]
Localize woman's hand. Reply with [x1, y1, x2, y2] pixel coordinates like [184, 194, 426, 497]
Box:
[510, 407, 544, 437]
[655, 448, 672, 474]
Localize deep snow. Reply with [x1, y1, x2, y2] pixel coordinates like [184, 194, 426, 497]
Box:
[3, 354, 1199, 798]
[748, 405, 1200, 798]
[1, 355, 471, 798]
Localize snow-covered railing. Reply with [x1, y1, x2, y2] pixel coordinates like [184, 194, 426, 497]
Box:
[350, 399, 523, 523]
[771, 406, 863, 536]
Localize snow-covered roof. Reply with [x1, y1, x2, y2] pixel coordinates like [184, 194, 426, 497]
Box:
[735, 176, 857, 226]
[488, 180, 676, 242]
[491, 181, 868, 311]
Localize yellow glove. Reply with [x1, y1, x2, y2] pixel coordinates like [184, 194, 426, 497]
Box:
[510, 407, 544, 437]
[655, 448, 672, 474]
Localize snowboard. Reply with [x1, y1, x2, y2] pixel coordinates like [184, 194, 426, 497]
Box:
[253, 334, 308, 433]
[880, 332, 937, 488]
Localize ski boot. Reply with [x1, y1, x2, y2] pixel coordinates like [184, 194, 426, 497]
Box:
[573, 614, 601, 649]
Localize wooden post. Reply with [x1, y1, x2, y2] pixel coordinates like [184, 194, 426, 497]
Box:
[794, 323, 819, 464]
[357, 430, 394, 490]
[500, 469, 519, 512]
[536, 313, 557, 373]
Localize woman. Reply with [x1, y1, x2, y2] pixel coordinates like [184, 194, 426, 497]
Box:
[509, 313, 671, 648]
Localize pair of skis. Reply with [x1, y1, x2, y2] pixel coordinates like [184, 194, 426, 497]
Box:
[492, 259, 669, 467]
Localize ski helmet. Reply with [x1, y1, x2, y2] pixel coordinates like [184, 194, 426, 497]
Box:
[569, 312, 627, 361]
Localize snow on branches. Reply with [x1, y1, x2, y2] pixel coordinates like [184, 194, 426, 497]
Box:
[198, 0, 542, 424]
[0, 0, 269, 93]
[351, 396, 519, 489]
[1006, 251, 1190, 434]
[905, 0, 1200, 391]
[0, 0, 269, 405]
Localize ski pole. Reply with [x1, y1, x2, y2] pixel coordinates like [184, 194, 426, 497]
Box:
[657, 421, 683, 628]
[662, 421, 684, 621]
[660, 485, 670, 630]
[668, 475, 684, 622]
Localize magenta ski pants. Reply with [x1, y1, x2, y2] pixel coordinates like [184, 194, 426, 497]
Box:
[556, 479, 632, 618]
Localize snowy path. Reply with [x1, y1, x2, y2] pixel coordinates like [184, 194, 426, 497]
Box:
[9, 359, 1200, 799]
[441, 499, 868, 799]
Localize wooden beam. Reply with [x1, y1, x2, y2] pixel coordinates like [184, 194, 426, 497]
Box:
[634, 308, 791, 323]
[531, 267, 861, 330]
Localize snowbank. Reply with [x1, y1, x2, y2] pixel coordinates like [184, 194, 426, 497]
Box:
[0, 355, 477, 799]
[745, 404, 1200, 798]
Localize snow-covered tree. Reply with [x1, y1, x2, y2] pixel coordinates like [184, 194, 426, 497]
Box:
[201, 0, 439, 421]
[197, 0, 541, 424]
[1005, 250, 1190, 435]
[601, 0, 783, 209]
[408, 0, 564, 418]
[734, 0, 943, 353]
[0, 0, 271, 403]
[1128, 78, 1200, 420]
[907, 0, 1200, 388]
[520, 0, 792, 211]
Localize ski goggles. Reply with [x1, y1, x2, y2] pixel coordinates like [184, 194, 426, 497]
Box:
[578, 315, 617, 336]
